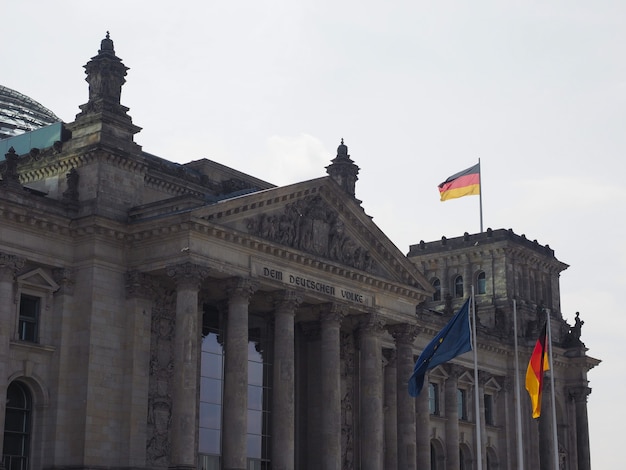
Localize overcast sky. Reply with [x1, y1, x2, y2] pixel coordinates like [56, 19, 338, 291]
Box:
[3, 1, 625, 467]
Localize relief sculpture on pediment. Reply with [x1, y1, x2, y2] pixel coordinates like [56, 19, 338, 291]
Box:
[247, 195, 376, 273]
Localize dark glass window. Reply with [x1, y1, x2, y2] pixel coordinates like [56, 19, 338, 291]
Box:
[457, 388, 467, 420]
[3, 382, 31, 470]
[428, 383, 439, 415]
[484, 394, 494, 425]
[432, 279, 441, 301]
[430, 443, 437, 470]
[477, 272, 486, 295]
[18, 295, 40, 343]
[454, 276, 464, 298]
[199, 305, 272, 469]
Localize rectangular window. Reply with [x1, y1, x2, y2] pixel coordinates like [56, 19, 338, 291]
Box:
[484, 394, 494, 425]
[428, 383, 439, 415]
[457, 388, 467, 420]
[18, 294, 40, 343]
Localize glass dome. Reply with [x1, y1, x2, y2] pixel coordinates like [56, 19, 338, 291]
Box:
[0, 85, 60, 139]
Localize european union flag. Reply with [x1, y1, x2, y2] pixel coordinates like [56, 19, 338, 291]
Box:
[408, 298, 473, 397]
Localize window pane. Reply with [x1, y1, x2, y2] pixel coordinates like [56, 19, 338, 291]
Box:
[247, 433, 262, 458]
[3, 410, 26, 433]
[200, 377, 222, 404]
[199, 428, 221, 455]
[477, 272, 486, 295]
[248, 409, 263, 434]
[202, 352, 223, 379]
[248, 386, 263, 411]
[199, 402, 221, 430]
[202, 332, 223, 354]
[248, 362, 263, 386]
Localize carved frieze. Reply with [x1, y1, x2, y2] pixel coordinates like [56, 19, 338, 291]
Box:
[246, 194, 377, 273]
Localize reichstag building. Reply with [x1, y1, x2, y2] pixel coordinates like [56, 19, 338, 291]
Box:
[0, 34, 598, 470]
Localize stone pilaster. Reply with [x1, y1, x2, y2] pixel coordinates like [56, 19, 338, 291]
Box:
[319, 304, 345, 470]
[123, 270, 157, 466]
[570, 386, 592, 470]
[358, 312, 385, 470]
[222, 277, 257, 470]
[0, 253, 25, 458]
[389, 323, 419, 470]
[166, 262, 209, 470]
[383, 349, 398, 470]
[272, 290, 302, 470]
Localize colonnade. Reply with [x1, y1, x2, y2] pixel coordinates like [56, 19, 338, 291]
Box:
[159, 263, 593, 470]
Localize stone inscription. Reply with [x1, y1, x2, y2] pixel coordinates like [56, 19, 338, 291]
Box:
[254, 262, 371, 306]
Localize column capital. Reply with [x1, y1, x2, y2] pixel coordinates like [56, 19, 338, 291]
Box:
[0, 252, 25, 281]
[319, 303, 346, 325]
[274, 289, 303, 312]
[444, 363, 466, 379]
[166, 262, 209, 289]
[568, 385, 592, 403]
[388, 323, 419, 345]
[358, 311, 386, 336]
[226, 276, 258, 301]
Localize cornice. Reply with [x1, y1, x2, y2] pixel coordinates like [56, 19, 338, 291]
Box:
[17, 148, 148, 184]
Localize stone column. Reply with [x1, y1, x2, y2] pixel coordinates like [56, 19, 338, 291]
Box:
[444, 365, 462, 470]
[319, 304, 344, 470]
[272, 290, 302, 470]
[389, 324, 419, 470]
[358, 313, 385, 470]
[166, 262, 208, 470]
[222, 277, 257, 470]
[570, 386, 592, 470]
[0, 253, 25, 459]
[383, 349, 398, 470]
[415, 374, 430, 470]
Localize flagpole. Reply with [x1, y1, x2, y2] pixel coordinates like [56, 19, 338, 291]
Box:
[512, 299, 524, 470]
[546, 309, 559, 469]
[471, 287, 483, 470]
[478, 158, 483, 233]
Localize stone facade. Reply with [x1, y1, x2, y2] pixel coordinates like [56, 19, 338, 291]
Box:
[0, 35, 598, 470]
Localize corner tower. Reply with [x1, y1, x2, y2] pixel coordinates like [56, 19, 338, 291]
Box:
[326, 139, 359, 197]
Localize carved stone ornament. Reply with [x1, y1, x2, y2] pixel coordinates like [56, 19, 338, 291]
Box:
[246, 194, 377, 273]
[340, 330, 356, 470]
[166, 262, 209, 289]
[146, 287, 176, 467]
[388, 323, 419, 345]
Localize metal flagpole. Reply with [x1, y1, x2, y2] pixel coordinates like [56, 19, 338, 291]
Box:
[513, 299, 524, 469]
[471, 287, 483, 470]
[478, 158, 483, 233]
[546, 309, 560, 470]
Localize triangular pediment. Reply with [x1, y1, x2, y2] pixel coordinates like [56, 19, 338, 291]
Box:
[17, 268, 59, 292]
[190, 176, 433, 295]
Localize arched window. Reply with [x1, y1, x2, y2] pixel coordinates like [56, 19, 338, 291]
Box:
[454, 275, 464, 298]
[432, 279, 441, 301]
[3, 381, 32, 470]
[477, 271, 486, 295]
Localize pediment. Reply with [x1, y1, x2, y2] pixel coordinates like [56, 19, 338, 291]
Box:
[17, 268, 59, 292]
[191, 177, 433, 294]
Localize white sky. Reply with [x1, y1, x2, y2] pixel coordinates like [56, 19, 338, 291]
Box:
[3, 1, 625, 467]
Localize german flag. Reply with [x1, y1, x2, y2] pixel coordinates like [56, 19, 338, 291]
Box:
[525, 322, 550, 418]
[438, 163, 480, 201]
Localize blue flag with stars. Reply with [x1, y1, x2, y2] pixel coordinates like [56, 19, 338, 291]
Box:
[408, 298, 473, 397]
